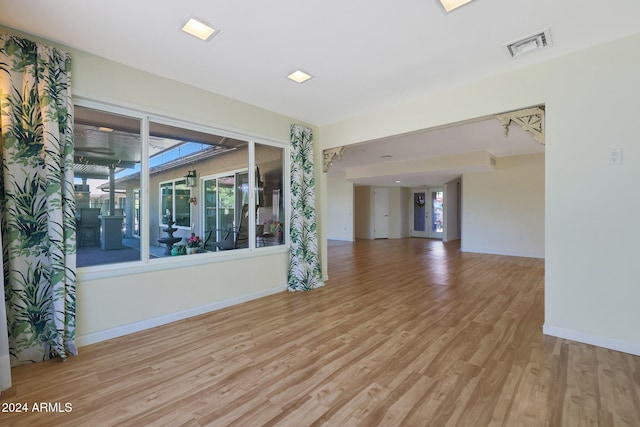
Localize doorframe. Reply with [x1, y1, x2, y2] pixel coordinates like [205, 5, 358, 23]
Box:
[427, 187, 444, 239]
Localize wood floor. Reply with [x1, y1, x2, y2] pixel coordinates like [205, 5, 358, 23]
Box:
[2, 238, 640, 426]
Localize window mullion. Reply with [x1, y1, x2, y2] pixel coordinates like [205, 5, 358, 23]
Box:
[140, 116, 150, 262]
[248, 140, 256, 250]
[173, 183, 177, 226]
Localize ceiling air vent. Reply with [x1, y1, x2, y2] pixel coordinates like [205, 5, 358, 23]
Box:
[505, 28, 552, 59]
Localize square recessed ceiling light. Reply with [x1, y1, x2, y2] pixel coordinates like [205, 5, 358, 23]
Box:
[287, 70, 313, 84]
[439, 0, 475, 12]
[182, 18, 217, 41]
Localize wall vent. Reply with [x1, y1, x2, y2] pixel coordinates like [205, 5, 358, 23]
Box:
[505, 28, 552, 59]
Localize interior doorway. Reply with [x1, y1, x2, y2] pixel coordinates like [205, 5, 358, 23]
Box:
[428, 187, 444, 239]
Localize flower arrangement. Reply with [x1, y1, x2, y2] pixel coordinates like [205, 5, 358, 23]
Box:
[186, 233, 203, 248]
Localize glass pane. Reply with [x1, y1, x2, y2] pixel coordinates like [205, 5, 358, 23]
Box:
[219, 176, 235, 228]
[74, 106, 142, 267]
[414, 192, 426, 232]
[432, 191, 444, 233]
[160, 182, 173, 225]
[174, 180, 191, 227]
[255, 143, 285, 248]
[203, 178, 218, 250]
[234, 172, 249, 249]
[149, 121, 248, 257]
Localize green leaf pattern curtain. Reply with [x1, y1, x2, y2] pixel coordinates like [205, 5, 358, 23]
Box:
[0, 33, 77, 365]
[288, 124, 324, 291]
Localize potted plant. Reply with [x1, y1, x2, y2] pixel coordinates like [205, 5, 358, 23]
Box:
[273, 222, 283, 241]
[186, 233, 202, 254]
[172, 244, 186, 256]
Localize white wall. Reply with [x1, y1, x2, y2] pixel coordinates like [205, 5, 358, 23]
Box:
[77, 254, 287, 344]
[318, 34, 640, 354]
[444, 179, 461, 242]
[326, 175, 354, 241]
[389, 187, 410, 239]
[543, 35, 640, 354]
[354, 186, 372, 239]
[462, 154, 544, 258]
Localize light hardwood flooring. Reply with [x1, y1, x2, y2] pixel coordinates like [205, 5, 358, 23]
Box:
[2, 238, 640, 426]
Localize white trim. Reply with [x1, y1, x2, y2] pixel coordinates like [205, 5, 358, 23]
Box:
[0, 354, 11, 392]
[460, 247, 544, 259]
[140, 119, 150, 261]
[77, 284, 287, 347]
[543, 325, 640, 356]
[249, 140, 257, 250]
[200, 167, 248, 182]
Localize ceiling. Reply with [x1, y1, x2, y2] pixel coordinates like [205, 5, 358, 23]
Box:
[2, 1, 639, 186]
[328, 114, 544, 187]
[74, 106, 247, 180]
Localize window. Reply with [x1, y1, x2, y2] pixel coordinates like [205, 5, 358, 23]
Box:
[148, 121, 249, 256]
[73, 102, 287, 270]
[160, 180, 191, 228]
[255, 143, 285, 248]
[74, 106, 142, 267]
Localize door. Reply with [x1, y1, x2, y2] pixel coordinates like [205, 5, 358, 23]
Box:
[428, 187, 444, 239]
[202, 174, 236, 244]
[373, 188, 389, 239]
[411, 189, 428, 238]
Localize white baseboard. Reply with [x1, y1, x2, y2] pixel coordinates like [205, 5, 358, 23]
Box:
[0, 354, 11, 392]
[543, 325, 640, 356]
[77, 285, 287, 347]
[461, 246, 544, 259]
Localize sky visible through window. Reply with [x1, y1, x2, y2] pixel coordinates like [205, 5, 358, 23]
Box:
[74, 141, 208, 197]
[114, 141, 208, 179]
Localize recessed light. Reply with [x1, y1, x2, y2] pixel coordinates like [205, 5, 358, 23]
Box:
[182, 18, 218, 41]
[287, 70, 313, 84]
[395, 180, 402, 183]
[439, 0, 475, 12]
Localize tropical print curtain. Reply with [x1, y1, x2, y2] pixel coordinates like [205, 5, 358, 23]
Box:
[0, 33, 77, 365]
[288, 124, 324, 291]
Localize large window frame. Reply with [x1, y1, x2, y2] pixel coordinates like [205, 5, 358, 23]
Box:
[75, 99, 290, 279]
